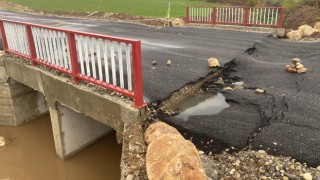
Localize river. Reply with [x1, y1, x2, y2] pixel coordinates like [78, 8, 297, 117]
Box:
[0, 115, 121, 180]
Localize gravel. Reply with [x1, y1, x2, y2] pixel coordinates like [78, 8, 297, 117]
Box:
[201, 148, 320, 180]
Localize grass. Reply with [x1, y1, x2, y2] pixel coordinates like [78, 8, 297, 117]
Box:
[5, 0, 225, 18]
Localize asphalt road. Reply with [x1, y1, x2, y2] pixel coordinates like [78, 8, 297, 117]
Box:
[1, 11, 320, 166]
[167, 36, 320, 167]
[0, 10, 268, 102]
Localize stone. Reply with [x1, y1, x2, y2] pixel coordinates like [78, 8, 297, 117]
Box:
[207, 58, 220, 68]
[255, 88, 265, 94]
[172, 18, 185, 27]
[283, 176, 289, 180]
[289, 164, 295, 170]
[257, 150, 266, 154]
[0, 51, 5, 57]
[167, 60, 172, 66]
[286, 30, 302, 41]
[146, 134, 207, 180]
[144, 122, 180, 145]
[296, 64, 304, 69]
[0, 136, 9, 146]
[286, 65, 297, 73]
[216, 77, 224, 84]
[151, 61, 157, 66]
[298, 24, 318, 37]
[314, 22, 320, 32]
[273, 28, 286, 38]
[234, 172, 241, 178]
[223, 87, 233, 91]
[292, 58, 301, 63]
[297, 68, 307, 74]
[302, 173, 312, 180]
[233, 85, 244, 91]
[259, 167, 266, 174]
[290, 63, 296, 68]
[126, 174, 134, 180]
[317, 166, 320, 171]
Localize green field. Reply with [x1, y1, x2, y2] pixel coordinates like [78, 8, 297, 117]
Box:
[6, 0, 224, 18]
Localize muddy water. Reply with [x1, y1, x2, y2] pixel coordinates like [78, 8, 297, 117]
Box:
[0, 115, 121, 180]
[174, 93, 230, 121]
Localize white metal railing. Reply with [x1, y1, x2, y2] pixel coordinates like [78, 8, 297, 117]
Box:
[188, 7, 213, 23]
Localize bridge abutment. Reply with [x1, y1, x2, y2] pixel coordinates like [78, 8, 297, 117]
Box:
[0, 59, 48, 126]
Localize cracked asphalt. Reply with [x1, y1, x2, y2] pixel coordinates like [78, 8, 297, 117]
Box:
[1, 10, 320, 167]
[166, 36, 320, 167]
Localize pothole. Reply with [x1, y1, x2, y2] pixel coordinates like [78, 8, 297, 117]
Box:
[172, 92, 230, 121]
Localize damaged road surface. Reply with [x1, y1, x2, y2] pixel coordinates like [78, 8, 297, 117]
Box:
[2, 10, 320, 168]
[166, 36, 320, 167]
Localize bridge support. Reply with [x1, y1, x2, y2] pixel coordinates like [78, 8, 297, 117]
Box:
[49, 102, 113, 159]
[0, 59, 48, 126]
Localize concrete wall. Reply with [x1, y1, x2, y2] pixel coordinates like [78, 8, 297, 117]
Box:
[0, 59, 48, 126]
[50, 103, 113, 159]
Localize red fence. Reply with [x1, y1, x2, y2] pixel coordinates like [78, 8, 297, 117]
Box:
[186, 6, 284, 28]
[0, 19, 146, 109]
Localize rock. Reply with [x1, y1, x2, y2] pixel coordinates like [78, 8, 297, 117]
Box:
[282, 176, 289, 180]
[296, 64, 304, 69]
[286, 65, 297, 73]
[290, 63, 296, 68]
[284, 173, 296, 179]
[233, 85, 244, 91]
[273, 28, 286, 38]
[314, 22, 320, 32]
[216, 77, 224, 84]
[260, 176, 267, 180]
[207, 58, 220, 68]
[151, 61, 157, 66]
[223, 87, 233, 91]
[297, 68, 307, 74]
[289, 164, 295, 170]
[286, 30, 302, 41]
[167, 60, 172, 66]
[298, 24, 318, 37]
[302, 173, 312, 180]
[255, 88, 265, 94]
[292, 58, 301, 63]
[0, 51, 4, 56]
[126, 174, 134, 180]
[172, 18, 185, 27]
[258, 150, 266, 154]
[0, 136, 9, 146]
[259, 167, 266, 174]
[234, 172, 241, 178]
[317, 166, 320, 171]
[144, 122, 180, 145]
[146, 134, 207, 180]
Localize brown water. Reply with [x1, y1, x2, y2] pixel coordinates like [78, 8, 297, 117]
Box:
[0, 115, 121, 180]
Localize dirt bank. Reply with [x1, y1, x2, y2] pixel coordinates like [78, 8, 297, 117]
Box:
[284, 5, 320, 29]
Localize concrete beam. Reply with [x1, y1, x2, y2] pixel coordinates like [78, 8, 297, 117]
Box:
[49, 103, 113, 159]
[3, 57, 146, 132]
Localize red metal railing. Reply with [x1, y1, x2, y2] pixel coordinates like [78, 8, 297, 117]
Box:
[0, 19, 146, 109]
[186, 6, 284, 28]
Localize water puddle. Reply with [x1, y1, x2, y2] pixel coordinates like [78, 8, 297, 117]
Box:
[173, 93, 230, 121]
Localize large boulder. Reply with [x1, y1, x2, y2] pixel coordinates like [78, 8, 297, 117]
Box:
[144, 121, 180, 145]
[298, 24, 318, 37]
[286, 30, 302, 41]
[314, 22, 320, 32]
[145, 122, 207, 180]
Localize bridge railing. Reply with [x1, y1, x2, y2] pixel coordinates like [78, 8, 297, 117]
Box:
[186, 6, 284, 28]
[0, 19, 146, 108]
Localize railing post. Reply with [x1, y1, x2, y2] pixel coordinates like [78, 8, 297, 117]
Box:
[25, 25, 37, 65]
[278, 7, 284, 28]
[0, 21, 9, 52]
[244, 7, 249, 27]
[67, 33, 80, 84]
[212, 7, 217, 25]
[186, 7, 189, 24]
[132, 41, 145, 108]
